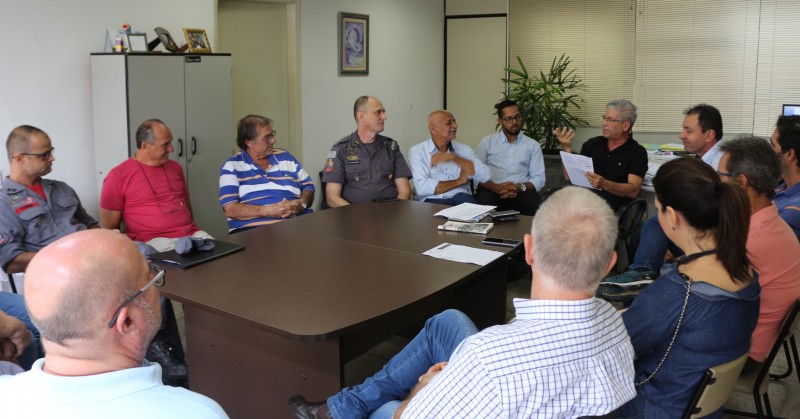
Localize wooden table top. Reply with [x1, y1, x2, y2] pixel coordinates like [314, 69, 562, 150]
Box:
[158, 200, 532, 341]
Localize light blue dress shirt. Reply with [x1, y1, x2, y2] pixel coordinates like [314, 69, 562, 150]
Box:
[476, 131, 546, 191]
[409, 139, 490, 201]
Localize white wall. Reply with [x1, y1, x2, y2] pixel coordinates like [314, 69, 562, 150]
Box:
[0, 0, 216, 218]
[298, 0, 445, 206]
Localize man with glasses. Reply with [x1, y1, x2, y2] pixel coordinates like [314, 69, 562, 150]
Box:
[100, 119, 212, 251]
[474, 99, 545, 215]
[100, 119, 209, 387]
[219, 114, 314, 233]
[409, 110, 490, 205]
[555, 99, 648, 211]
[0, 229, 228, 418]
[0, 125, 97, 275]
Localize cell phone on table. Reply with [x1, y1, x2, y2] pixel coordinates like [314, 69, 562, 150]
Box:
[481, 238, 522, 248]
[489, 210, 520, 218]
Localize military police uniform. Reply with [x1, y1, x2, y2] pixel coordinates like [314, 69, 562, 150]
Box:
[0, 178, 96, 270]
[322, 131, 412, 203]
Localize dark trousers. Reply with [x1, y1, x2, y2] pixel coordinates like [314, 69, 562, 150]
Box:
[474, 186, 541, 216]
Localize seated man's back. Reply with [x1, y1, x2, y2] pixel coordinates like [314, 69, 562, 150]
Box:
[403, 298, 634, 418]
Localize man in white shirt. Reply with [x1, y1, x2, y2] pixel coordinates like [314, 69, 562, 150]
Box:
[475, 99, 545, 215]
[288, 187, 635, 419]
[0, 229, 228, 418]
[408, 110, 490, 205]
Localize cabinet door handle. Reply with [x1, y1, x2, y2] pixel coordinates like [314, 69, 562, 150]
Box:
[177, 138, 184, 157]
[192, 136, 197, 155]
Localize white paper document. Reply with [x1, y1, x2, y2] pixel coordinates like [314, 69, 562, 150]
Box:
[423, 243, 505, 266]
[560, 151, 595, 189]
[434, 203, 496, 222]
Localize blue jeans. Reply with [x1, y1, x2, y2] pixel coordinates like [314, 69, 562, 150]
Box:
[424, 193, 476, 206]
[629, 215, 683, 273]
[327, 309, 478, 419]
[0, 291, 40, 370]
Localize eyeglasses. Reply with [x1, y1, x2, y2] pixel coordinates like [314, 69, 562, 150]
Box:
[717, 171, 733, 178]
[259, 131, 278, 142]
[108, 263, 165, 328]
[501, 115, 523, 123]
[601, 116, 625, 124]
[20, 148, 55, 160]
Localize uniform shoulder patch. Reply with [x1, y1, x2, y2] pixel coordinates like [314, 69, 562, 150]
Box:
[324, 158, 335, 173]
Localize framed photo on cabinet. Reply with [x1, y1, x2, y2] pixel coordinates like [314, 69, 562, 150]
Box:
[183, 28, 211, 53]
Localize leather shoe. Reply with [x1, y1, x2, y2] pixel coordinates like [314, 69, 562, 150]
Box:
[146, 337, 189, 388]
[287, 395, 332, 419]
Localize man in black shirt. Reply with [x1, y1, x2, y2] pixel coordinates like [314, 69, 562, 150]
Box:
[555, 100, 648, 211]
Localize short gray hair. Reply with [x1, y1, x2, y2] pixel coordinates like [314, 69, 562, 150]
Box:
[607, 100, 638, 128]
[134, 119, 166, 149]
[531, 187, 618, 292]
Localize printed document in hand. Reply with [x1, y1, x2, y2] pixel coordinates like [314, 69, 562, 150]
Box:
[560, 151, 595, 189]
[434, 203, 496, 222]
[423, 243, 505, 266]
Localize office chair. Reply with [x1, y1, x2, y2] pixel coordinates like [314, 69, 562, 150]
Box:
[615, 199, 647, 273]
[725, 299, 800, 418]
[318, 170, 329, 210]
[682, 352, 750, 418]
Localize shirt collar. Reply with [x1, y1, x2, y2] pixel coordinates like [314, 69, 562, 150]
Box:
[513, 297, 602, 322]
[425, 138, 454, 153]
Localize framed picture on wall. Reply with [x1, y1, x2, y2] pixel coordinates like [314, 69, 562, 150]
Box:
[339, 12, 368, 75]
[183, 28, 212, 53]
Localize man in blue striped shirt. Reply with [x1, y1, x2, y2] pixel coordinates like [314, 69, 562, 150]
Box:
[219, 115, 315, 233]
[288, 187, 636, 419]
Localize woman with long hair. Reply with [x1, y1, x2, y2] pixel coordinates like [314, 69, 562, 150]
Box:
[618, 157, 760, 418]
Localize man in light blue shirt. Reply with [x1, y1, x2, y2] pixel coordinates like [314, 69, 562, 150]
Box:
[475, 99, 545, 215]
[409, 110, 490, 205]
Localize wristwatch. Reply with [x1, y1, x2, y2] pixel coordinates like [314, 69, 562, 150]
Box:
[518, 183, 527, 192]
[301, 202, 308, 210]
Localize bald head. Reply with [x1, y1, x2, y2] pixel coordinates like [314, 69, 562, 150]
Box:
[25, 230, 150, 346]
[428, 110, 457, 144]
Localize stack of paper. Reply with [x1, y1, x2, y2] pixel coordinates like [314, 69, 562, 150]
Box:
[438, 221, 494, 234]
[434, 203, 496, 222]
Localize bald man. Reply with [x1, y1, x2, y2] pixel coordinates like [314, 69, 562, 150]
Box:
[408, 110, 490, 205]
[0, 230, 228, 417]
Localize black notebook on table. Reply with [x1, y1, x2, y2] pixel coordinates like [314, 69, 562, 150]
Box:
[149, 240, 245, 269]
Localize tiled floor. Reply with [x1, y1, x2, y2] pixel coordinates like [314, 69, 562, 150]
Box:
[174, 273, 800, 417]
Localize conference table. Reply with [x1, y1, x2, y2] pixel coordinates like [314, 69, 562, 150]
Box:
[158, 200, 532, 418]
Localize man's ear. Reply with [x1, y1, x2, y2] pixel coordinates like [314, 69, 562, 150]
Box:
[704, 129, 717, 143]
[736, 174, 750, 189]
[523, 234, 533, 266]
[603, 251, 618, 277]
[786, 148, 798, 164]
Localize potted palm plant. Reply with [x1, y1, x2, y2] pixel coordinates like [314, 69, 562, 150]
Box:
[502, 54, 588, 189]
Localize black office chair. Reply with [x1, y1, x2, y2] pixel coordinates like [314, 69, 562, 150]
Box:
[318, 170, 330, 210]
[682, 352, 749, 418]
[725, 299, 800, 418]
[615, 199, 647, 273]
[538, 185, 564, 203]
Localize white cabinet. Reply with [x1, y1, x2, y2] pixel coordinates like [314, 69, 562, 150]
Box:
[91, 53, 233, 238]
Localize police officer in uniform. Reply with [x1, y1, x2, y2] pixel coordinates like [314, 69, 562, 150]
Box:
[0, 125, 98, 274]
[322, 96, 412, 207]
